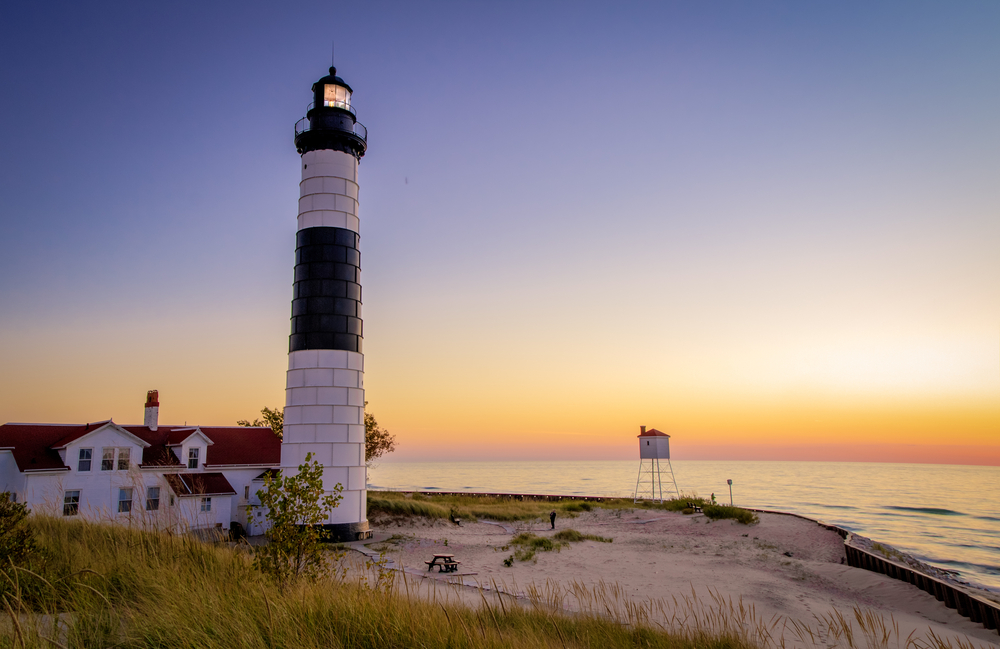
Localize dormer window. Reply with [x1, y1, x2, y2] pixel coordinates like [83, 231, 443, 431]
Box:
[188, 447, 199, 470]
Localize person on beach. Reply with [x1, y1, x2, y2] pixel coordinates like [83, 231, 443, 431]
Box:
[550, 510, 556, 529]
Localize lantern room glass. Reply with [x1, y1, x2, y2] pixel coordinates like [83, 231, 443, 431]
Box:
[324, 84, 351, 110]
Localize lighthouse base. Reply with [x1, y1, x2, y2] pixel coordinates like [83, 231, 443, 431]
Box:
[323, 520, 371, 542]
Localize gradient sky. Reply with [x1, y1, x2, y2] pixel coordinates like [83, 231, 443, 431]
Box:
[1, 1, 998, 464]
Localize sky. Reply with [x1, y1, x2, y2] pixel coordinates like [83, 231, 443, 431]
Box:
[1, 1, 997, 464]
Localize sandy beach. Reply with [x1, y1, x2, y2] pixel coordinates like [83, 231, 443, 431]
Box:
[357, 507, 1000, 647]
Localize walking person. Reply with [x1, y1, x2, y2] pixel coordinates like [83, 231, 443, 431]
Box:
[549, 510, 557, 530]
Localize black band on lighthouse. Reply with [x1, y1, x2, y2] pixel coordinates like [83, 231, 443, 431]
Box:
[289, 226, 363, 353]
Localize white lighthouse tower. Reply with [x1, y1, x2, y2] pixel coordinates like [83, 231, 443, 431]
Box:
[634, 426, 679, 503]
[282, 65, 371, 541]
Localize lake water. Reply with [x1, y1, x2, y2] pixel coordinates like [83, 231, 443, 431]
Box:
[367, 460, 1000, 593]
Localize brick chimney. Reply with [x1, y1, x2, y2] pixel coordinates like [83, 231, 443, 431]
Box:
[640, 425, 646, 435]
[144, 390, 159, 431]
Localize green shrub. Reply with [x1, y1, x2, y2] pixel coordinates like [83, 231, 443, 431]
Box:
[250, 453, 343, 589]
[703, 505, 759, 525]
[0, 492, 45, 605]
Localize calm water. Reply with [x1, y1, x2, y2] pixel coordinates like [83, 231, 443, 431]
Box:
[368, 460, 1000, 593]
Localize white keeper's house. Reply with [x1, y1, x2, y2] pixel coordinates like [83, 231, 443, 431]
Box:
[0, 391, 280, 534]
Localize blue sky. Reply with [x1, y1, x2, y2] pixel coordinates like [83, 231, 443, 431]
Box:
[1, 1, 998, 461]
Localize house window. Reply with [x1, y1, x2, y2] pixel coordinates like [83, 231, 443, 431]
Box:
[200, 497, 212, 512]
[244, 486, 250, 500]
[146, 487, 160, 511]
[63, 491, 80, 516]
[169, 495, 175, 507]
[78, 448, 92, 472]
[101, 448, 114, 471]
[188, 447, 199, 469]
[117, 448, 131, 471]
[118, 488, 133, 513]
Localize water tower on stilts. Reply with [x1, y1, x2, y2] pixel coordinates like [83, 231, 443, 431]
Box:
[634, 426, 679, 503]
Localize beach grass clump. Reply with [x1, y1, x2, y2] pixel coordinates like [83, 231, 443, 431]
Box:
[509, 532, 560, 561]
[703, 504, 759, 525]
[507, 530, 613, 563]
[553, 529, 612, 544]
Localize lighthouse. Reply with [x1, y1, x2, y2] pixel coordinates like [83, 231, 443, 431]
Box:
[282, 65, 370, 541]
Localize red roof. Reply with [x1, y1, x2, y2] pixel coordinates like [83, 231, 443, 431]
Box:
[0, 422, 280, 472]
[164, 472, 236, 496]
[50, 420, 114, 449]
[637, 428, 670, 437]
[201, 427, 281, 466]
[0, 424, 92, 471]
[122, 426, 279, 467]
[164, 428, 202, 445]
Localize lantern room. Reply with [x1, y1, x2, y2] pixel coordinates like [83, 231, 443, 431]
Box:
[313, 68, 353, 111]
[295, 66, 367, 158]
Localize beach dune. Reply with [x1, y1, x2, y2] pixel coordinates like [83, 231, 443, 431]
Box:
[365, 507, 999, 647]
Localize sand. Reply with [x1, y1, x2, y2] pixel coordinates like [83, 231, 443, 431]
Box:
[352, 507, 1000, 647]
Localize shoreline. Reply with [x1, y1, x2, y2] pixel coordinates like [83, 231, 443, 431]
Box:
[367, 490, 1000, 636]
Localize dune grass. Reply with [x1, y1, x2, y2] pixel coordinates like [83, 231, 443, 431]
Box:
[1, 515, 769, 649]
[553, 529, 613, 544]
[703, 505, 759, 525]
[1, 516, 984, 649]
[504, 529, 614, 563]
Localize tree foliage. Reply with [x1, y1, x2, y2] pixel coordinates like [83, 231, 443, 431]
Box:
[249, 454, 342, 590]
[238, 403, 396, 464]
[237, 406, 283, 439]
[0, 492, 39, 601]
[364, 401, 396, 465]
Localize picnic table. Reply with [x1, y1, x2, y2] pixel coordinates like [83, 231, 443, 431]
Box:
[425, 553, 461, 573]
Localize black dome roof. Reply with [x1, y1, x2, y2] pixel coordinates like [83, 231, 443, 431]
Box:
[312, 66, 353, 94]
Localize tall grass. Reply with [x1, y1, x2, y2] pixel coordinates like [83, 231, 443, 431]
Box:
[2, 516, 764, 649]
[1, 517, 988, 649]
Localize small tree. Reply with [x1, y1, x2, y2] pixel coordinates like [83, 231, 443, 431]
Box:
[237, 406, 283, 439]
[364, 401, 396, 466]
[250, 454, 342, 589]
